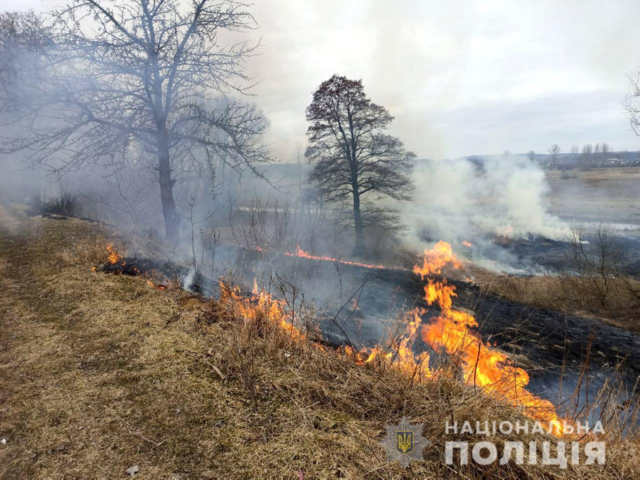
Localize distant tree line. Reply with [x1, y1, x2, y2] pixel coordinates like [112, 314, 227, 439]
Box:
[526, 143, 640, 170]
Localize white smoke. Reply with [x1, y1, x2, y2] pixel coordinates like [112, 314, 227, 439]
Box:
[402, 154, 570, 271]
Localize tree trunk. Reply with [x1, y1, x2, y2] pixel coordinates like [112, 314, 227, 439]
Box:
[157, 131, 179, 243]
[352, 185, 364, 256]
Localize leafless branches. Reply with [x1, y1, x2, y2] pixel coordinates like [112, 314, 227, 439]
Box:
[0, 1, 268, 242]
[305, 75, 414, 254]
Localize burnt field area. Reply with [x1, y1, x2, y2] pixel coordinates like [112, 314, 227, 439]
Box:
[3, 212, 638, 480]
[2, 197, 640, 480]
[477, 233, 640, 277]
[231, 251, 640, 380]
[101, 242, 640, 401]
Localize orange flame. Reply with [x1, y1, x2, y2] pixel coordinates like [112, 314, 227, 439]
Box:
[415, 242, 566, 435]
[413, 240, 462, 277]
[285, 246, 391, 270]
[106, 244, 125, 266]
[219, 280, 306, 342]
[221, 241, 569, 436]
[339, 241, 567, 435]
[342, 303, 432, 382]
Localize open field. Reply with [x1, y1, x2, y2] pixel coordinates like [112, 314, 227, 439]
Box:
[1, 209, 639, 479]
[546, 167, 640, 231]
[2, 3, 640, 478]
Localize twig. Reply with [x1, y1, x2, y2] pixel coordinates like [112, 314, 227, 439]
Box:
[473, 339, 481, 391]
[176, 348, 225, 380]
[123, 423, 166, 448]
[329, 275, 372, 349]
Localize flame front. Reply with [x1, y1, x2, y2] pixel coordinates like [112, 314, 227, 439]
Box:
[285, 245, 390, 270]
[413, 240, 462, 277]
[414, 242, 566, 435]
[220, 241, 568, 435]
[220, 280, 306, 342]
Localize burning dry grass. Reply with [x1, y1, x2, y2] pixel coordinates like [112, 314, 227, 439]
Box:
[0, 208, 638, 479]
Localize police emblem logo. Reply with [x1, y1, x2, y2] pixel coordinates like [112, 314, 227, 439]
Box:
[382, 417, 430, 467]
[396, 431, 414, 453]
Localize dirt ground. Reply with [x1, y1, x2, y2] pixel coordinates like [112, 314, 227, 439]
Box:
[0, 207, 638, 479]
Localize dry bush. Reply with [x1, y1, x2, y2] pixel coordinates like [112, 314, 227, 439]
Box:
[40, 192, 80, 217]
[223, 192, 412, 265]
[227, 194, 353, 256]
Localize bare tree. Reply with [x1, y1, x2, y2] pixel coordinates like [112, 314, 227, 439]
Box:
[305, 75, 415, 255]
[548, 144, 560, 168]
[626, 71, 640, 137]
[0, 11, 51, 113]
[1, 0, 268, 242]
[580, 144, 593, 168]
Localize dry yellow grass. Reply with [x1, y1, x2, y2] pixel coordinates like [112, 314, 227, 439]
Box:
[0, 206, 638, 479]
[546, 166, 640, 182]
[471, 268, 640, 332]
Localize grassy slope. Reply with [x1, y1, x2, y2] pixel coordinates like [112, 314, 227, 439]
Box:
[0, 207, 637, 479]
[471, 269, 640, 333]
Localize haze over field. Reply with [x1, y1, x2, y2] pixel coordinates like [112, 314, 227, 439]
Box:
[6, 0, 640, 161]
[2, 0, 640, 279]
[1, 2, 640, 479]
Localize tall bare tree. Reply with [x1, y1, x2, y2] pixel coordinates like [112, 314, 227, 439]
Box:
[305, 75, 414, 254]
[0, 11, 51, 110]
[1, 0, 267, 242]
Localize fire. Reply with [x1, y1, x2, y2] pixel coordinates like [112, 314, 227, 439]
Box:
[336, 241, 567, 435]
[106, 244, 124, 265]
[196, 240, 569, 435]
[146, 279, 167, 290]
[285, 245, 391, 270]
[344, 308, 432, 382]
[220, 280, 306, 342]
[413, 240, 462, 277]
[462, 240, 472, 248]
[414, 242, 566, 435]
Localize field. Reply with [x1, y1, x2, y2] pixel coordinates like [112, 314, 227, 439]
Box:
[1, 208, 639, 479]
[546, 167, 640, 232]
[467, 167, 640, 331]
[2, 2, 639, 478]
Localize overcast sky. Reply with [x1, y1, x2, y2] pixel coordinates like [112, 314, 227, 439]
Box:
[8, 0, 640, 161]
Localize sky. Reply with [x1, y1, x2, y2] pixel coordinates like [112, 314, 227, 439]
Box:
[7, 0, 640, 161]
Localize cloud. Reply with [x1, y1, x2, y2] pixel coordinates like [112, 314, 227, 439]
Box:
[5, 0, 640, 160]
